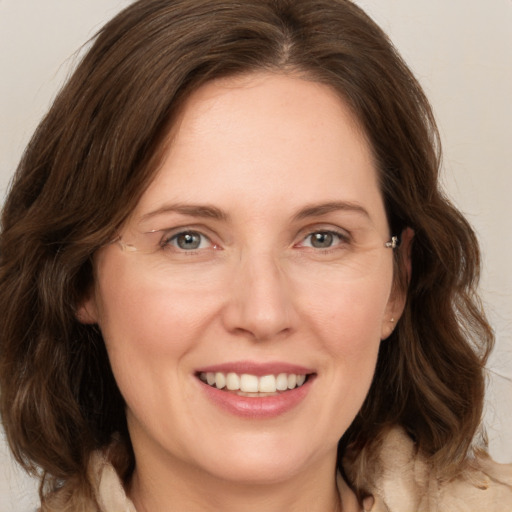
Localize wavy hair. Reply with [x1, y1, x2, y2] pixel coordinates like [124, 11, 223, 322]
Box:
[0, 0, 493, 505]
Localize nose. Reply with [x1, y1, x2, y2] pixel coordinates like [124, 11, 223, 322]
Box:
[221, 250, 298, 341]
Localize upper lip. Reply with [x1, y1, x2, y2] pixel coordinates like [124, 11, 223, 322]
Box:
[195, 361, 315, 376]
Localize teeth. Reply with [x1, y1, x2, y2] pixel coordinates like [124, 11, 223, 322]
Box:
[200, 371, 309, 393]
[226, 372, 240, 390]
[258, 374, 276, 393]
[215, 372, 226, 390]
[240, 374, 259, 392]
[276, 373, 288, 391]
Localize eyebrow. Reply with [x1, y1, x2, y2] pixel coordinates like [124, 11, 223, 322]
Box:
[139, 203, 230, 223]
[292, 201, 370, 221]
[139, 200, 369, 224]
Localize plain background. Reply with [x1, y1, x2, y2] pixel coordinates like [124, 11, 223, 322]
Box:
[1, 1, 510, 509]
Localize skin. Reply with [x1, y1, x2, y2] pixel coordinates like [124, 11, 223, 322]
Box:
[80, 72, 407, 512]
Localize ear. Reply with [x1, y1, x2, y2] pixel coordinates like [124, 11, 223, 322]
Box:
[75, 290, 99, 325]
[381, 227, 414, 340]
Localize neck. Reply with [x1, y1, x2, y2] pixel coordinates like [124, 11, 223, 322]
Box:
[128, 450, 354, 512]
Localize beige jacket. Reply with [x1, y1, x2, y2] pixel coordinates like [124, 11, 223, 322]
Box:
[48, 428, 512, 511]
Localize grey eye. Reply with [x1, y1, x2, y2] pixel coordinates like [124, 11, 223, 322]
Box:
[173, 232, 204, 250]
[308, 232, 336, 248]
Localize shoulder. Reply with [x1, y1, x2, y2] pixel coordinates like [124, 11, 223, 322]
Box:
[343, 427, 512, 512]
[87, 444, 137, 512]
[39, 440, 136, 512]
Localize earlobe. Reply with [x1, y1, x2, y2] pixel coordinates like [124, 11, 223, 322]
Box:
[381, 227, 414, 340]
[76, 294, 99, 325]
[380, 316, 398, 340]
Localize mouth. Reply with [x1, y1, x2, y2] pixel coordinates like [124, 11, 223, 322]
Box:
[194, 362, 316, 417]
[197, 371, 311, 397]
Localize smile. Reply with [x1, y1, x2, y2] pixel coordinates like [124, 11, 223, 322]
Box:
[195, 363, 316, 418]
[198, 371, 308, 395]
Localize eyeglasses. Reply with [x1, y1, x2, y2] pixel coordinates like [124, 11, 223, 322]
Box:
[110, 224, 400, 283]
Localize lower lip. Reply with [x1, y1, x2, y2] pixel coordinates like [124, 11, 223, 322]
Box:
[197, 376, 315, 419]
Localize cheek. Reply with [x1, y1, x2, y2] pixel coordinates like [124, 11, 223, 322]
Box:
[324, 295, 383, 378]
[92, 257, 214, 382]
[91, 262, 220, 433]
[307, 274, 392, 351]
[308, 275, 391, 404]
[293, 277, 391, 443]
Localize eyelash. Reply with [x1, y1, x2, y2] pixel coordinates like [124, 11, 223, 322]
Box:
[161, 230, 217, 252]
[295, 229, 351, 252]
[158, 227, 351, 254]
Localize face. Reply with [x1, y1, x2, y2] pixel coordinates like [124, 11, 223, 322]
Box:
[82, 73, 404, 487]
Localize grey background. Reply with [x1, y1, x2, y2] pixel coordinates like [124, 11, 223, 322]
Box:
[1, 0, 510, 509]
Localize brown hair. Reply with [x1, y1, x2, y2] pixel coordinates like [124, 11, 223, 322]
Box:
[0, 0, 493, 505]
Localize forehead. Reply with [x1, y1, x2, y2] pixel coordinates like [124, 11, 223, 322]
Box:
[133, 72, 386, 230]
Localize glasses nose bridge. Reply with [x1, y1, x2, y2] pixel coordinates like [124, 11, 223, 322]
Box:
[225, 245, 297, 339]
[236, 244, 290, 293]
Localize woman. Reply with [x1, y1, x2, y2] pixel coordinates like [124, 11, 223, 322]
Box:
[0, 0, 510, 510]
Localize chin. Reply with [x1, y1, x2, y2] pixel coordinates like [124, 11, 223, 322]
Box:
[189, 431, 334, 486]
[202, 453, 310, 486]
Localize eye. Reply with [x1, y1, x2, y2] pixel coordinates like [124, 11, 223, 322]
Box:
[299, 230, 348, 250]
[165, 231, 212, 251]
